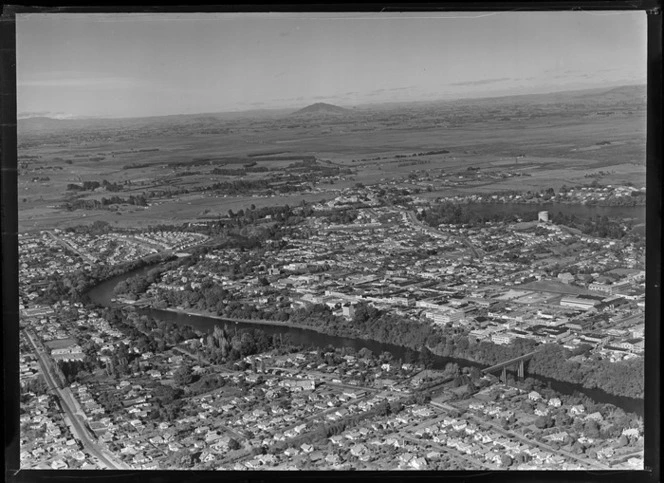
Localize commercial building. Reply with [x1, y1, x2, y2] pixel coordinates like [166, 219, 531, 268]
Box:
[560, 296, 600, 311]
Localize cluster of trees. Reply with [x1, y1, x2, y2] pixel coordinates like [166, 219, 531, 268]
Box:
[34, 252, 173, 305]
[113, 275, 152, 298]
[196, 325, 291, 365]
[425, 333, 643, 399]
[600, 190, 646, 206]
[121, 306, 294, 368]
[395, 149, 450, 159]
[122, 162, 154, 170]
[225, 204, 301, 225]
[167, 155, 316, 169]
[67, 181, 102, 191]
[57, 359, 95, 384]
[419, 202, 538, 226]
[431, 335, 539, 365]
[111, 260, 179, 299]
[210, 163, 271, 176]
[102, 341, 143, 378]
[63, 194, 148, 211]
[418, 200, 639, 241]
[527, 344, 644, 399]
[211, 167, 248, 176]
[324, 208, 359, 225]
[286, 302, 437, 355]
[148, 281, 266, 319]
[555, 213, 635, 240]
[21, 375, 49, 397]
[100, 179, 125, 192]
[209, 179, 270, 194]
[64, 220, 112, 236]
[168, 156, 251, 168]
[66, 179, 124, 192]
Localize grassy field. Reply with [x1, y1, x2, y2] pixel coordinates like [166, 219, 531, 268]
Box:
[17, 85, 646, 232]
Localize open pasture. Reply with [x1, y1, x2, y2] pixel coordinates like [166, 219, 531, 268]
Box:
[17, 86, 646, 232]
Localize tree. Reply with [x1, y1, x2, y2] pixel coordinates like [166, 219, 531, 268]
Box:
[443, 362, 460, 378]
[419, 347, 434, 369]
[584, 419, 601, 439]
[535, 415, 554, 429]
[228, 438, 241, 451]
[173, 364, 194, 387]
[358, 347, 373, 360]
[555, 412, 572, 427]
[572, 418, 585, 434]
[389, 400, 404, 414]
[500, 454, 513, 468]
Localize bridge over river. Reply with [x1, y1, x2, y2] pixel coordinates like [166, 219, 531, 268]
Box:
[481, 350, 540, 382]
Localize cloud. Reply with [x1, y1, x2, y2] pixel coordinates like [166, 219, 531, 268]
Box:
[18, 110, 72, 119]
[18, 75, 147, 89]
[448, 77, 512, 87]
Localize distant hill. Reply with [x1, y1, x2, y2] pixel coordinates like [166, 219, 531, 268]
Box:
[290, 102, 351, 117]
[357, 84, 646, 111]
[447, 84, 646, 108]
[17, 85, 645, 137]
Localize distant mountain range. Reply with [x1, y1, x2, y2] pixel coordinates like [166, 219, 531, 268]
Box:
[290, 102, 352, 117]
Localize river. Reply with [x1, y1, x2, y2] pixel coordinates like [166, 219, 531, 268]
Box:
[86, 263, 644, 415]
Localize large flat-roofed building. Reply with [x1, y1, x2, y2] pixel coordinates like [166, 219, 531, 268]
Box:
[425, 309, 465, 325]
[491, 332, 517, 345]
[589, 280, 631, 295]
[560, 296, 600, 311]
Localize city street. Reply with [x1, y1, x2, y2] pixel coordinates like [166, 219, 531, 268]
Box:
[23, 330, 129, 470]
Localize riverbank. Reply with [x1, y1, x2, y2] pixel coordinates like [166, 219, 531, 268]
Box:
[126, 301, 382, 342]
[90, 265, 644, 414]
[161, 307, 311, 331]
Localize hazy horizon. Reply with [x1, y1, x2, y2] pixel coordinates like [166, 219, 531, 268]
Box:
[16, 11, 647, 119]
[16, 83, 646, 122]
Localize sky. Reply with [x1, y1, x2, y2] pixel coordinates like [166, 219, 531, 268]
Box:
[16, 11, 647, 119]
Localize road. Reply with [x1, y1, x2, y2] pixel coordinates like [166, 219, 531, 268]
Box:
[23, 330, 129, 469]
[403, 210, 483, 258]
[446, 400, 612, 470]
[46, 230, 97, 263]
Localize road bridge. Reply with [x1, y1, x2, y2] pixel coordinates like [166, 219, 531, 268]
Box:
[481, 350, 539, 382]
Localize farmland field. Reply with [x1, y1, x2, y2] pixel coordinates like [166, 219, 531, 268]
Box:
[17, 85, 646, 232]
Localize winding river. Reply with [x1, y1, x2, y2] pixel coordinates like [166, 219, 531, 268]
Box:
[86, 261, 644, 415]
